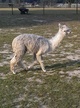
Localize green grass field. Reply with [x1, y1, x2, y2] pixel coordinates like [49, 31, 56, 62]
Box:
[0, 8, 80, 108]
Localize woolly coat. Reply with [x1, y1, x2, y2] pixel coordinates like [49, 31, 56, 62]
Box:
[12, 34, 51, 55]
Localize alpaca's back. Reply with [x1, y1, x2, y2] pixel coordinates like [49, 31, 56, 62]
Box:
[12, 34, 50, 54]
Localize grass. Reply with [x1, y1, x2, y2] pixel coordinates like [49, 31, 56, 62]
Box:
[0, 8, 80, 108]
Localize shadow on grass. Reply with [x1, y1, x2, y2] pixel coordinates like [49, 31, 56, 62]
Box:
[27, 60, 80, 72]
[46, 59, 80, 70]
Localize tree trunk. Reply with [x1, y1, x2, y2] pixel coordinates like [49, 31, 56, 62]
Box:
[68, 2, 71, 8]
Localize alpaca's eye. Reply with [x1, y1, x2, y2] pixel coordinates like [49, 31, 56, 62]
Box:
[62, 26, 65, 30]
[64, 30, 66, 32]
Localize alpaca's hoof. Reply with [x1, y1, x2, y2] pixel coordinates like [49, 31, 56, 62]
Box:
[43, 69, 46, 72]
[12, 71, 16, 74]
[28, 66, 31, 69]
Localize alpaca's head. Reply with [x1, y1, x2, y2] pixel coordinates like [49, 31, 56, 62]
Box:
[58, 23, 71, 35]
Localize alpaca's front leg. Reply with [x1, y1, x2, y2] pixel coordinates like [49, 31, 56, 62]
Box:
[28, 54, 38, 69]
[36, 52, 46, 72]
[28, 60, 38, 69]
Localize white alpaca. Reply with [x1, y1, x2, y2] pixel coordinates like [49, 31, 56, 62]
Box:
[10, 23, 71, 74]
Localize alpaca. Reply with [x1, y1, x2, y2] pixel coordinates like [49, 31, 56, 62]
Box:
[10, 23, 71, 74]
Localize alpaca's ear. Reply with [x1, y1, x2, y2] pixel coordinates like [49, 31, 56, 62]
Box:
[58, 23, 62, 28]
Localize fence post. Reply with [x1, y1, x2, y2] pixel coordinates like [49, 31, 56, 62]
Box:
[43, 0, 45, 15]
[8, 3, 14, 15]
[76, 0, 78, 14]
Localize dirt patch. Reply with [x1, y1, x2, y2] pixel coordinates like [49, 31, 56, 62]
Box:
[66, 70, 80, 78]
[0, 72, 7, 79]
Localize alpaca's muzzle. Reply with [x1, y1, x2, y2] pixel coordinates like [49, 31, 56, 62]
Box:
[65, 29, 71, 35]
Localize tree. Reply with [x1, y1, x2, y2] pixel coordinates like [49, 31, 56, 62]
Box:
[65, 0, 75, 7]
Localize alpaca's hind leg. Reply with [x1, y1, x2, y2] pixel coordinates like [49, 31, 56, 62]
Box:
[10, 55, 17, 74]
[36, 51, 46, 72]
[10, 50, 26, 74]
[28, 54, 38, 69]
[17, 61, 27, 71]
[15, 53, 27, 73]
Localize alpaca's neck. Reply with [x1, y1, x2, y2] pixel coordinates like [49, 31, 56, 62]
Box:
[49, 30, 65, 51]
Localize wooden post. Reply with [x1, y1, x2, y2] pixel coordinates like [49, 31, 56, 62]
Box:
[76, 0, 78, 14]
[12, 4, 13, 15]
[43, 0, 45, 15]
[8, 3, 14, 15]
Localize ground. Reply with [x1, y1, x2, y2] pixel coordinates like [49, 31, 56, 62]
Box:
[0, 8, 80, 108]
